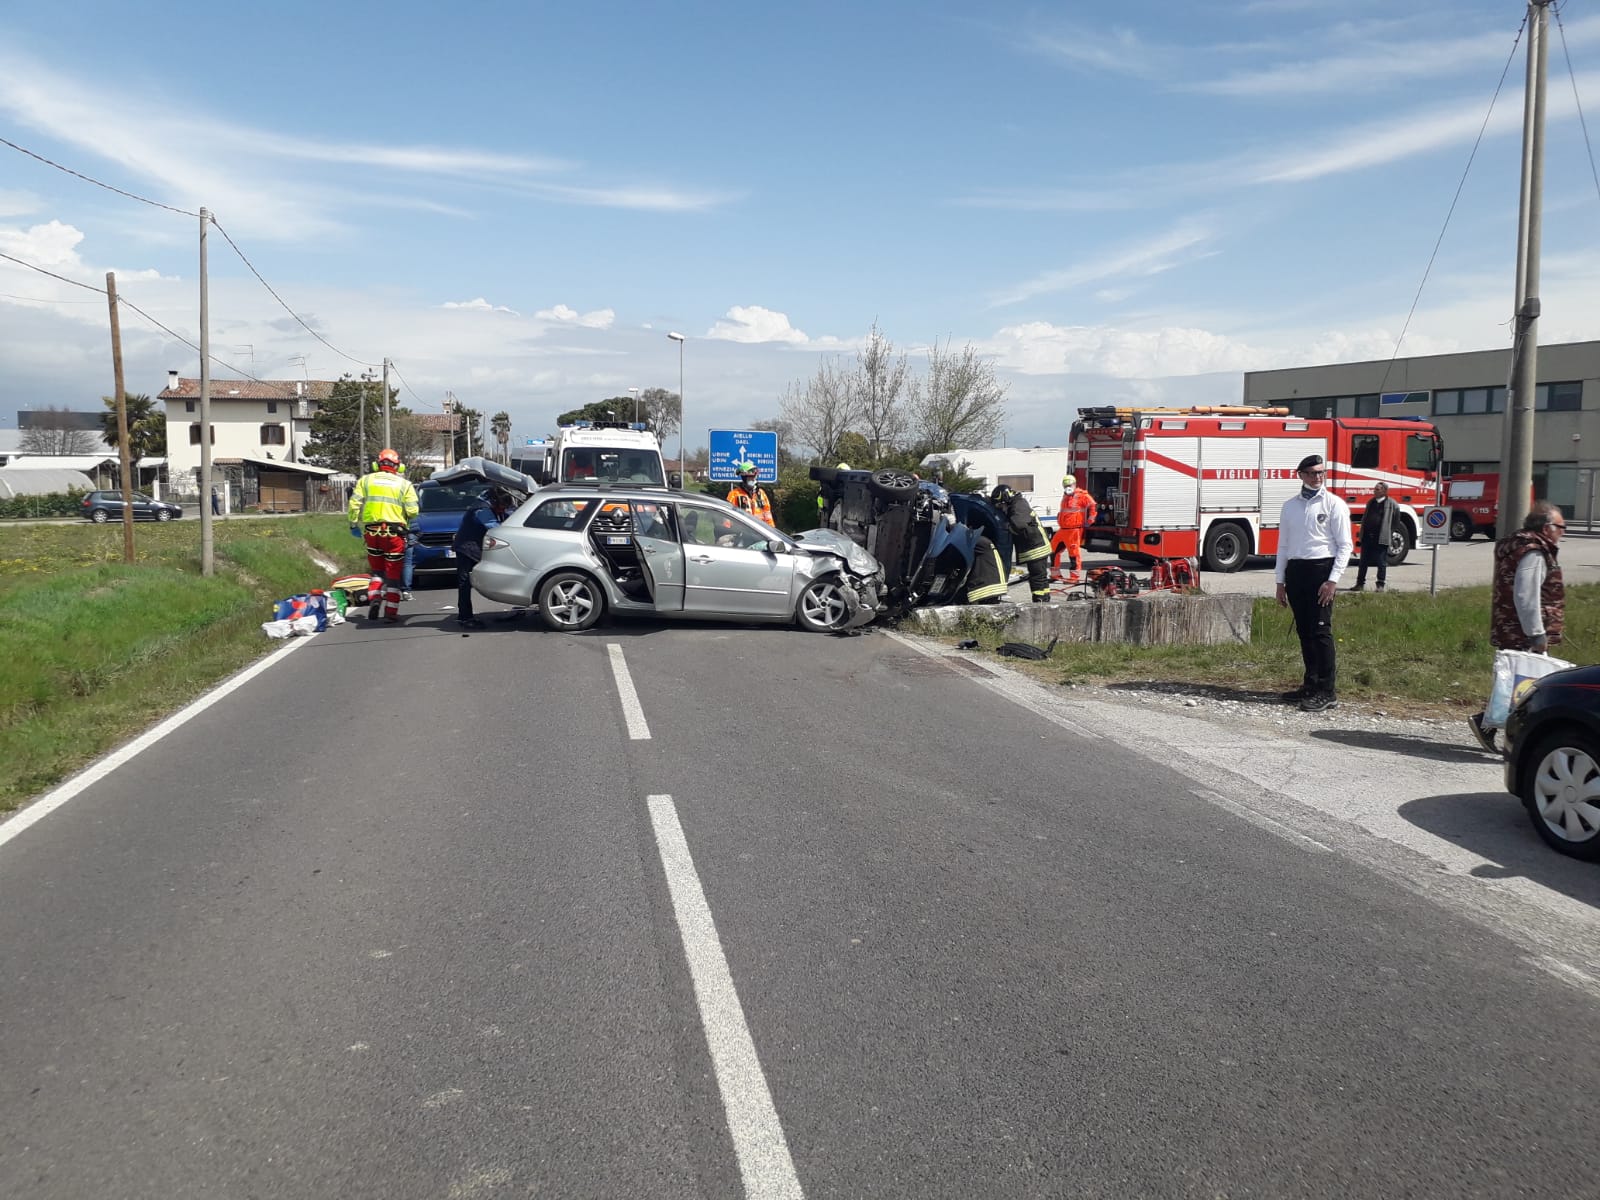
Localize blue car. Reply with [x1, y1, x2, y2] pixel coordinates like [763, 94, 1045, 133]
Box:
[410, 457, 536, 578]
[811, 466, 1010, 611]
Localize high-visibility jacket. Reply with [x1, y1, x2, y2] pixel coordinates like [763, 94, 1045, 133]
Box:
[1000, 493, 1050, 563]
[1056, 489, 1098, 535]
[348, 470, 420, 528]
[730, 483, 775, 526]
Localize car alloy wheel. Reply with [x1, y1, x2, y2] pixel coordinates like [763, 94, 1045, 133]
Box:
[796, 576, 850, 632]
[538, 571, 603, 632]
[90, 509, 109, 523]
[156, 509, 173, 522]
[1523, 733, 1600, 860]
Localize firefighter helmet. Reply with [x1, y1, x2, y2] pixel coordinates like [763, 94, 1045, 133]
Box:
[989, 483, 1014, 505]
[376, 448, 401, 472]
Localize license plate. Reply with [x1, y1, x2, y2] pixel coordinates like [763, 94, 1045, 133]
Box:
[444, 549, 455, 558]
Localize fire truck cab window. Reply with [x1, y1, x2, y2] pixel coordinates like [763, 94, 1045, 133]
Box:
[1350, 435, 1379, 469]
[1406, 434, 1435, 472]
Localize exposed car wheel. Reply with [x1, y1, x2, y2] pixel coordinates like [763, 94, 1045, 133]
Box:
[1450, 512, 1473, 541]
[809, 467, 842, 486]
[867, 468, 918, 500]
[538, 570, 604, 632]
[156, 509, 173, 522]
[1201, 522, 1249, 572]
[90, 508, 109, 524]
[795, 575, 852, 632]
[1385, 522, 1411, 567]
[1519, 728, 1600, 861]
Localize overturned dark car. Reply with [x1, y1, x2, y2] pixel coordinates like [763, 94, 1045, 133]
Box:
[810, 466, 1014, 613]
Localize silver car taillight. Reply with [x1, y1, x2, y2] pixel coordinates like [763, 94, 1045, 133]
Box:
[483, 535, 509, 551]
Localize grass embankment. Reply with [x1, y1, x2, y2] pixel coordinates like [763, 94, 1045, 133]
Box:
[0, 517, 367, 813]
[945, 583, 1599, 718]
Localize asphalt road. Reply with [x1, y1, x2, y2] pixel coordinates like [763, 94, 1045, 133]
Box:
[2, 605, 1598, 1198]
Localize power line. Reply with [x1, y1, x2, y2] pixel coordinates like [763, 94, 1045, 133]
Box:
[207, 216, 375, 370]
[1378, 14, 1528, 394]
[0, 135, 199, 218]
[1553, 2, 1600, 210]
[386, 360, 443, 412]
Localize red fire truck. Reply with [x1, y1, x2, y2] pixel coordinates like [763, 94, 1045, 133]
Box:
[1069, 406, 1444, 572]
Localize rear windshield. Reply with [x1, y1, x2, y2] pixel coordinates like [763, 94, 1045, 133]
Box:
[523, 497, 597, 531]
[419, 484, 491, 512]
[561, 449, 664, 486]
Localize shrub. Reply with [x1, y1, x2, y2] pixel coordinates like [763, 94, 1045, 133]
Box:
[0, 490, 90, 520]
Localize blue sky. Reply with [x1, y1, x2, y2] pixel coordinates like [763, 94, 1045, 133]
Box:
[3, 0, 1599, 452]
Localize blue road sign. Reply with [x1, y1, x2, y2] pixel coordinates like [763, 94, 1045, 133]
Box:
[708, 430, 779, 482]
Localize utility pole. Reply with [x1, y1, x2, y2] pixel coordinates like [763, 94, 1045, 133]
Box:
[199, 208, 214, 576]
[359, 370, 369, 475]
[442, 393, 456, 467]
[105, 271, 134, 563]
[381, 357, 392, 447]
[1500, 0, 1552, 539]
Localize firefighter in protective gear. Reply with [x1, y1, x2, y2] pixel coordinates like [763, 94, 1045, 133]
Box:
[347, 448, 420, 622]
[1050, 473, 1098, 582]
[990, 483, 1053, 602]
[963, 534, 1008, 604]
[729, 460, 775, 526]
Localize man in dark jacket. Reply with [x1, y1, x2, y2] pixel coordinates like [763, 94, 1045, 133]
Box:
[452, 488, 513, 628]
[990, 484, 1052, 602]
[1351, 481, 1395, 591]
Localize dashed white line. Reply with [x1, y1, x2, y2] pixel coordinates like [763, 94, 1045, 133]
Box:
[0, 636, 316, 855]
[607, 643, 652, 740]
[647, 794, 804, 1200]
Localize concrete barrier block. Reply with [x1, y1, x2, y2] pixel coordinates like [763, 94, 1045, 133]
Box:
[897, 591, 1252, 646]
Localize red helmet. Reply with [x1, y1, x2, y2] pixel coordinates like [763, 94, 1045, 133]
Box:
[376, 448, 401, 472]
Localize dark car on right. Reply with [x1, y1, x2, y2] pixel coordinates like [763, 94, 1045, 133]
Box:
[810, 466, 1011, 613]
[1503, 662, 1600, 861]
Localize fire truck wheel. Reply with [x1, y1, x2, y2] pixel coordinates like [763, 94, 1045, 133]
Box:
[1385, 524, 1412, 567]
[1201, 522, 1250, 573]
[1449, 512, 1473, 541]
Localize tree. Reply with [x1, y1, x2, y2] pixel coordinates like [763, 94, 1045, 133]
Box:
[387, 410, 436, 479]
[303, 375, 386, 475]
[21, 406, 97, 455]
[750, 417, 796, 467]
[906, 338, 1008, 455]
[491, 411, 512, 464]
[451, 405, 484, 461]
[779, 357, 860, 464]
[851, 322, 909, 462]
[641, 386, 680, 450]
[557, 399, 631, 426]
[98, 393, 166, 462]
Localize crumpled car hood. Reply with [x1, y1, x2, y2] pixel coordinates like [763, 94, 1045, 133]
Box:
[792, 528, 882, 577]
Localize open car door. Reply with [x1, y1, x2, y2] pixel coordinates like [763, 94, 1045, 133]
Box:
[632, 499, 685, 612]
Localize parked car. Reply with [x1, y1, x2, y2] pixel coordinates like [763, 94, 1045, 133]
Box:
[409, 457, 536, 578]
[472, 483, 885, 633]
[811, 466, 1011, 612]
[80, 490, 183, 523]
[1503, 662, 1600, 861]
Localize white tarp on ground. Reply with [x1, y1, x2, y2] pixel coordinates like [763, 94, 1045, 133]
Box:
[0, 468, 96, 499]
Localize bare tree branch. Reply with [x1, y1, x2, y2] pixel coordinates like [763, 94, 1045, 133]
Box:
[852, 321, 909, 461]
[907, 338, 1008, 454]
[779, 357, 860, 464]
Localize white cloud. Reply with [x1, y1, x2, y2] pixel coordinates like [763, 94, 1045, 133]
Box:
[1025, 26, 1168, 78]
[984, 320, 1268, 377]
[990, 221, 1218, 307]
[705, 305, 810, 344]
[534, 304, 615, 329]
[0, 219, 87, 269]
[442, 297, 520, 314]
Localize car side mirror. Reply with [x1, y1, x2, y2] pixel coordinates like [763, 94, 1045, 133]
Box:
[669, 472, 682, 488]
[761, 539, 785, 555]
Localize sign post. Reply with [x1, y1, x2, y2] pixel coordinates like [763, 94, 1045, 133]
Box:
[1420, 504, 1450, 596]
[708, 430, 779, 482]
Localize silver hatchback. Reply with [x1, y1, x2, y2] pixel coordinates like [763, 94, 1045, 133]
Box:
[472, 485, 886, 633]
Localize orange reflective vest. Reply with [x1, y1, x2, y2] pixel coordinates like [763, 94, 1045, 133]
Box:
[1056, 489, 1098, 535]
[730, 484, 775, 526]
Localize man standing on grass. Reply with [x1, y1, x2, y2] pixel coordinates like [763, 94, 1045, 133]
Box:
[1275, 453, 1353, 713]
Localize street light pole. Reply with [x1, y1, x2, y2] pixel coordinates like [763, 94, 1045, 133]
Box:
[667, 331, 685, 477]
[628, 386, 641, 424]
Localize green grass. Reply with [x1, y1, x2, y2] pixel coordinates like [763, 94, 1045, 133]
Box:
[936, 583, 1599, 716]
[0, 516, 368, 812]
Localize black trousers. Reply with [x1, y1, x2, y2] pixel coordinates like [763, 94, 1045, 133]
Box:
[456, 559, 476, 620]
[1286, 557, 1336, 695]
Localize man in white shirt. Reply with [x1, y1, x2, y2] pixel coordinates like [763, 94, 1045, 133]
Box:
[1275, 453, 1354, 712]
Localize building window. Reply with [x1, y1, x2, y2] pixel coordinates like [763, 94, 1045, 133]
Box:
[267, 401, 277, 413]
[1536, 381, 1582, 412]
[185, 400, 196, 413]
[188, 425, 215, 445]
[1461, 387, 1490, 414]
[260, 424, 286, 445]
[1354, 395, 1380, 418]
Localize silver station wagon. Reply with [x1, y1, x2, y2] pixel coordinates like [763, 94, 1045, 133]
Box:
[472, 484, 886, 633]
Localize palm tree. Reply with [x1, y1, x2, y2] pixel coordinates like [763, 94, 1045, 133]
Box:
[491, 411, 511, 464]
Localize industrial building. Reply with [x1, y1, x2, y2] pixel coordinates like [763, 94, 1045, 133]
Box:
[1243, 340, 1598, 518]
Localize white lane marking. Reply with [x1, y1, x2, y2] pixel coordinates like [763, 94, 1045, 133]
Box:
[607, 643, 652, 740]
[648, 795, 804, 1200]
[0, 636, 316, 855]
